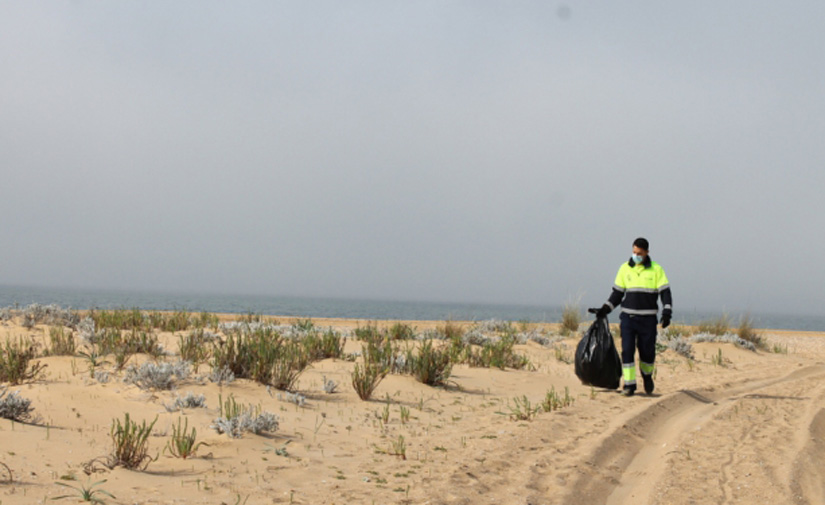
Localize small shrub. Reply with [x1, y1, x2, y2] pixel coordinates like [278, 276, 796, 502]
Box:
[354, 323, 383, 344]
[18, 303, 79, 328]
[93, 370, 112, 383]
[212, 394, 279, 438]
[48, 326, 76, 356]
[710, 348, 728, 367]
[0, 388, 34, 422]
[552, 345, 572, 364]
[541, 386, 574, 412]
[53, 479, 116, 504]
[293, 318, 315, 331]
[165, 417, 205, 459]
[164, 392, 207, 412]
[162, 310, 192, 332]
[123, 361, 191, 391]
[408, 340, 452, 386]
[109, 413, 158, 470]
[498, 395, 540, 421]
[302, 328, 345, 361]
[737, 315, 767, 350]
[208, 366, 235, 385]
[278, 391, 307, 407]
[0, 337, 46, 385]
[387, 323, 416, 341]
[560, 299, 581, 335]
[667, 337, 695, 360]
[662, 323, 692, 339]
[178, 330, 214, 367]
[697, 314, 730, 336]
[77, 346, 109, 374]
[438, 320, 465, 342]
[473, 319, 513, 335]
[467, 335, 530, 370]
[352, 362, 388, 401]
[322, 376, 338, 394]
[268, 341, 311, 391]
[193, 311, 219, 330]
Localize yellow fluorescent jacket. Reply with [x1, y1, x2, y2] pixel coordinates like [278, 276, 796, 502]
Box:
[607, 258, 672, 317]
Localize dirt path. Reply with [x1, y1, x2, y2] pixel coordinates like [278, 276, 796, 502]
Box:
[558, 363, 825, 505]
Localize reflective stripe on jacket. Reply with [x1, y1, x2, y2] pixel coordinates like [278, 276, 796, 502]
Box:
[607, 257, 672, 317]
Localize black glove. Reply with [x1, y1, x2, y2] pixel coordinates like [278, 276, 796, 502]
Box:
[660, 315, 671, 329]
[587, 304, 611, 319]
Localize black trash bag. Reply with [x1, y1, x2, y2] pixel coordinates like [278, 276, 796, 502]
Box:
[575, 317, 622, 389]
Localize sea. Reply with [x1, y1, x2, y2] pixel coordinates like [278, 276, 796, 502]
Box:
[0, 284, 822, 332]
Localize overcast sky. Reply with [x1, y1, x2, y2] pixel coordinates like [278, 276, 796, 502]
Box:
[1, 2, 823, 316]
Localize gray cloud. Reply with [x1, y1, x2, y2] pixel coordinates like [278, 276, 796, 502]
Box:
[1, 2, 824, 316]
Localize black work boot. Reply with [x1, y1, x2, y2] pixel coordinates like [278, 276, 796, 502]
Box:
[642, 373, 654, 395]
[621, 386, 635, 397]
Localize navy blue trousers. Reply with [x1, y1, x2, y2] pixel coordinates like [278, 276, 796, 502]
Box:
[619, 313, 658, 371]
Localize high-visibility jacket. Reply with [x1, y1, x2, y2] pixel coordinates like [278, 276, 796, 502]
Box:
[606, 256, 672, 317]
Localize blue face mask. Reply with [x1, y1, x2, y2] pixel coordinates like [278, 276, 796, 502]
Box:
[632, 254, 645, 265]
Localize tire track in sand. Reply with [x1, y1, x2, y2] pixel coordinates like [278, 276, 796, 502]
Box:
[560, 364, 825, 505]
[790, 408, 825, 505]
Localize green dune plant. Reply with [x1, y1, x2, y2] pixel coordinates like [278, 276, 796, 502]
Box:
[560, 298, 581, 335]
[408, 340, 452, 386]
[53, 479, 115, 504]
[498, 395, 540, 421]
[109, 413, 158, 470]
[165, 417, 205, 459]
[210, 327, 311, 391]
[0, 337, 46, 385]
[178, 329, 213, 368]
[302, 328, 345, 361]
[467, 335, 530, 370]
[541, 386, 574, 412]
[387, 322, 416, 341]
[48, 326, 76, 356]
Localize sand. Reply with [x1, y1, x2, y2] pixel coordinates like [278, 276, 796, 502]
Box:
[1, 315, 824, 505]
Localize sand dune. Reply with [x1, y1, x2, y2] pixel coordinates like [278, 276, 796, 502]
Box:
[1, 314, 824, 505]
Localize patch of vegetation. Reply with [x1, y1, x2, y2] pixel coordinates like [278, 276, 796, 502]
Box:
[0, 337, 46, 385]
[560, 298, 581, 335]
[165, 417, 205, 459]
[108, 413, 158, 470]
[497, 395, 540, 421]
[177, 329, 215, 367]
[737, 314, 767, 351]
[407, 340, 452, 386]
[212, 394, 279, 438]
[541, 386, 574, 412]
[302, 328, 345, 360]
[164, 392, 207, 412]
[210, 327, 311, 391]
[123, 361, 191, 391]
[53, 479, 115, 504]
[48, 326, 76, 356]
[697, 314, 730, 336]
[0, 387, 34, 422]
[466, 335, 530, 370]
[387, 322, 416, 341]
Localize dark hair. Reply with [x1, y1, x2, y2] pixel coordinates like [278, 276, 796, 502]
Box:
[633, 237, 649, 251]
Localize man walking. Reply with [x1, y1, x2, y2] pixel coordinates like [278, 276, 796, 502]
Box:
[595, 238, 672, 396]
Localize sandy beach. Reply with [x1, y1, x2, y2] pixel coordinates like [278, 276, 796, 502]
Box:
[1, 311, 824, 505]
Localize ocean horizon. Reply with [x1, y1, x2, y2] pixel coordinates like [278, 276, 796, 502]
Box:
[0, 284, 822, 332]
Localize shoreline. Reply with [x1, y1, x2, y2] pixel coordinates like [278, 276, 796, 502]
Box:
[72, 309, 825, 337]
